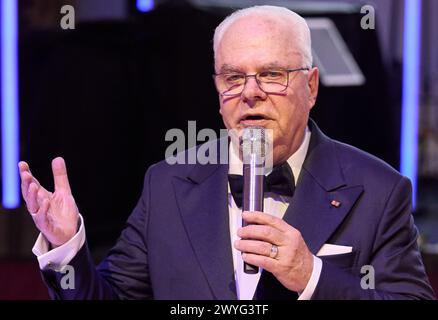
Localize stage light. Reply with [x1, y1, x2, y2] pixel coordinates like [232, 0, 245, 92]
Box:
[137, 0, 154, 12]
[1, 0, 20, 209]
[401, 0, 422, 209]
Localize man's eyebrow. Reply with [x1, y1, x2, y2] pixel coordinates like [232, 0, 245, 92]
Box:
[259, 62, 288, 70]
[218, 64, 243, 73]
[218, 62, 289, 74]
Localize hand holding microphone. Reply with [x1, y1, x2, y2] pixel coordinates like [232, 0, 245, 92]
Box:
[235, 127, 314, 290]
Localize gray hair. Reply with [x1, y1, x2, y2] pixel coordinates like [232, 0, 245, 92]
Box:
[213, 5, 312, 67]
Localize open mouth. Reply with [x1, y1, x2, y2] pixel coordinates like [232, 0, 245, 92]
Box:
[241, 115, 267, 121]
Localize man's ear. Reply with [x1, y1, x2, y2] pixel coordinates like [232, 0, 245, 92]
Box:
[308, 67, 319, 109]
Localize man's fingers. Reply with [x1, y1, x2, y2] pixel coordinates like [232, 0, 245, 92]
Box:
[18, 161, 30, 173]
[33, 198, 50, 230]
[19, 165, 52, 202]
[27, 182, 40, 214]
[20, 171, 32, 200]
[19, 161, 39, 187]
[242, 211, 290, 232]
[38, 198, 50, 216]
[19, 162, 35, 198]
[52, 157, 72, 193]
[238, 224, 284, 244]
[234, 239, 273, 257]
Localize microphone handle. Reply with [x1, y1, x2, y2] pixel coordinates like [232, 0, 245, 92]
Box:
[242, 158, 264, 274]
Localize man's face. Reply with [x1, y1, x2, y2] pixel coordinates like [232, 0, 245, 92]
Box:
[215, 17, 319, 165]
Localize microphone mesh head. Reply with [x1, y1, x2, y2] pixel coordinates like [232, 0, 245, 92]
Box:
[241, 126, 266, 158]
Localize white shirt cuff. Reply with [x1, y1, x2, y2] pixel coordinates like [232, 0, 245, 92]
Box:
[297, 255, 322, 300]
[32, 214, 86, 271]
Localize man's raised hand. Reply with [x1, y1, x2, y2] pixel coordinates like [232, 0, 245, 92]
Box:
[18, 157, 79, 248]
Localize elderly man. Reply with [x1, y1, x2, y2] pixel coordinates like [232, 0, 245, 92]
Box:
[19, 5, 435, 299]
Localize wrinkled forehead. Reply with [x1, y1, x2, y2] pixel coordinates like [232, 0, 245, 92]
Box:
[215, 16, 304, 71]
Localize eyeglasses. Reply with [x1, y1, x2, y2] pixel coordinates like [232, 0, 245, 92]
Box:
[213, 67, 309, 97]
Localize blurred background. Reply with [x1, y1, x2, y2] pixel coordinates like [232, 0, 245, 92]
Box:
[0, 0, 437, 299]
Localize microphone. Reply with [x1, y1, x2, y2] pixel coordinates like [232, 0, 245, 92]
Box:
[241, 126, 266, 274]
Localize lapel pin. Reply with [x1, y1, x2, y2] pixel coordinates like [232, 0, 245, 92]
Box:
[331, 200, 341, 208]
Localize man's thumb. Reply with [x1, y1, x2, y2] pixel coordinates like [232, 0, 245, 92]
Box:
[52, 157, 72, 193]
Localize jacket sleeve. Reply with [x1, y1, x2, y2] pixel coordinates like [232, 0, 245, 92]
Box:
[311, 176, 436, 300]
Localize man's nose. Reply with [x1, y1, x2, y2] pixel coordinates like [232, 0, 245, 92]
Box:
[241, 76, 267, 104]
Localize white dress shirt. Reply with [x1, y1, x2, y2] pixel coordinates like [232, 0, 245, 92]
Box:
[33, 127, 322, 299]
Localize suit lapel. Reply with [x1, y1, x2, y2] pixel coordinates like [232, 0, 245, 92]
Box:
[283, 120, 364, 255]
[172, 161, 237, 300]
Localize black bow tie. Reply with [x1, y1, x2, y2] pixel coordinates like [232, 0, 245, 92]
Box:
[228, 162, 295, 208]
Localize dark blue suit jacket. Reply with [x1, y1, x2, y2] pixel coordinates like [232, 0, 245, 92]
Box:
[42, 120, 436, 299]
